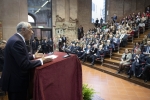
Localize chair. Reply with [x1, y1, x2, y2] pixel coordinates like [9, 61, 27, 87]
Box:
[95, 55, 105, 66]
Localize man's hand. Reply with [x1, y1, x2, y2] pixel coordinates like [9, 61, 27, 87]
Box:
[35, 52, 43, 59]
[42, 54, 53, 64]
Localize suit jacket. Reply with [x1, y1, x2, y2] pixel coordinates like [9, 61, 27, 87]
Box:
[121, 53, 132, 62]
[132, 54, 145, 63]
[1, 33, 41, 92]
[143, 46, 150, 53]
[62, 37, 66, 43]
[90, 48, 97, 55]
[96, 49, 104, 57]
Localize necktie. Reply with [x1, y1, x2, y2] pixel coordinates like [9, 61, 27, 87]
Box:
[124, 55, 127, 60]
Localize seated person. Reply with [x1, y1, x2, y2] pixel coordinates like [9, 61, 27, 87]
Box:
[128, 49, 145, 78]
[133, 42, 141, 54]
[117, 49, 132, 73]
[73, 43, 82, 55]
[138, 54, 150, 82]
[120, 31, 128, 47]
[143, 40, 150, 55]
[77, 44, 86, 57]
[90, 44, 98, 56]
[65, 43, 74, 53]
[104, 40, 113, 56]
[90, 45, 104, 66]
[113, 35, 120, 50]
[79, 45, 91, 62]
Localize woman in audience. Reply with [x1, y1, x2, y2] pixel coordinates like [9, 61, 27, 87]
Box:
[117, 49, 132, 73]
[133, 42, 141, 54]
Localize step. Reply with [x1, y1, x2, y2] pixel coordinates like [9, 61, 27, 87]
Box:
[113, 53, 122, 57]
[104, 58, 120, 66]
[120, 48, 133, 50]
[82, 63, 150, 89]
[125, 45, 134, 48]
[111, 56, 121, 61]
[103, 62, 119, 70]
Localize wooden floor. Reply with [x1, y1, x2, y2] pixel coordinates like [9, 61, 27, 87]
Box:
[1, 64, 150, 100]
[82, 64, 150, 100]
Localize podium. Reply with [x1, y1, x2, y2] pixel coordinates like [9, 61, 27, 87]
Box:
[33, 52, 82, 100]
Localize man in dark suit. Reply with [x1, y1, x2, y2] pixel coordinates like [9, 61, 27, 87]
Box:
[128, 49, 145, 78]
[62, 35, 66, 43]
[90, 45, 104, 66]
[79, 45, 91, 62]
[1, 22, 52, 100]
[31, 39, 36, 54]
[78, 25, 84, 40]
[47, 38, 53, 53]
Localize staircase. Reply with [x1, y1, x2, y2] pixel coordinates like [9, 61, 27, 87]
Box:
[83, 29, 150, 89]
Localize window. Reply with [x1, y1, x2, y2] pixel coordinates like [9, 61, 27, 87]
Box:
[28, 15, 35, 23]
[92, 0, 106, 23]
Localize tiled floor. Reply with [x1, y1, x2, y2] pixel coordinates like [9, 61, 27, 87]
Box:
[82, 65, 150, 100]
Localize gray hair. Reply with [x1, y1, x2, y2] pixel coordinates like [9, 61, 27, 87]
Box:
[16, 22, 30, 33]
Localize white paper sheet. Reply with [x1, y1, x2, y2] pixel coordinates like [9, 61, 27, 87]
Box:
[44, 55, 58, 59]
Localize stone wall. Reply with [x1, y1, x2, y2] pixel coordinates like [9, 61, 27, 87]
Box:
[106, 0, 150, 22]
[52, 0, 78, 45]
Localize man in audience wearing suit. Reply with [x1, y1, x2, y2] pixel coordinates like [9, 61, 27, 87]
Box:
[95, 18, 99, 27]
[128, 49, 145, 78]
[1, 22, 52, 100]
[90, 45, 104, 66]
[31, 39, 36, 54]
[79, 45, 91, 62]
[62, 35, 66, 43]
[47, 38, 53, 53]
[78, 25, 84, 40]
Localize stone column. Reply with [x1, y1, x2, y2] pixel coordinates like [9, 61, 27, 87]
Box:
[0, 0, 28, 40]
[65, 0, 70, 22]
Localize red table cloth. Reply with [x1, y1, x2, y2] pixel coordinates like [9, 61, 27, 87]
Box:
[33, 52, 82, 100]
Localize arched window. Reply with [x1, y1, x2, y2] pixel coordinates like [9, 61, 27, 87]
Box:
[28, 15, 35, 23]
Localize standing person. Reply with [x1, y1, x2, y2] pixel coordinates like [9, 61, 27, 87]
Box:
[1, 22, 52, 100]
[95, 18, 99, 27]
[62, 35, 66, 43]
[47, 38, 53, 53]
[78, 25, 84, 40]
[100, 18, 103, 25]
[112, 13, 117, 23]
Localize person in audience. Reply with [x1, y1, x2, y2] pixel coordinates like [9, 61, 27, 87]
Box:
[128, 49, 145, 78]
[95, 18, 99, 27]
[113, 35, 120, 50]
[100, 18, 103, 25]
[138, 54, 150, 82]
[62, 35, 67, 43]
[78, 25, 84, 40]
[117, 49, 132, 73]
[133, 42, 141, 54]
[79, 45, 91, 62]
[112, 13, 117, 23]
[90, 45, 104, 66]
[143, 40, 150, 54]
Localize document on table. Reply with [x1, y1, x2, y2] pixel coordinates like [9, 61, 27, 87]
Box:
[44, 55, 58, 59]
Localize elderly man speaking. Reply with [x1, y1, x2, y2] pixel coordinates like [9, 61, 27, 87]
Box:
[1, 22, 52, 100]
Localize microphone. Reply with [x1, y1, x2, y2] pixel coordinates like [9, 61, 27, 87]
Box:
[63, 48, 71, 58]
[35, 45, 41, 54]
